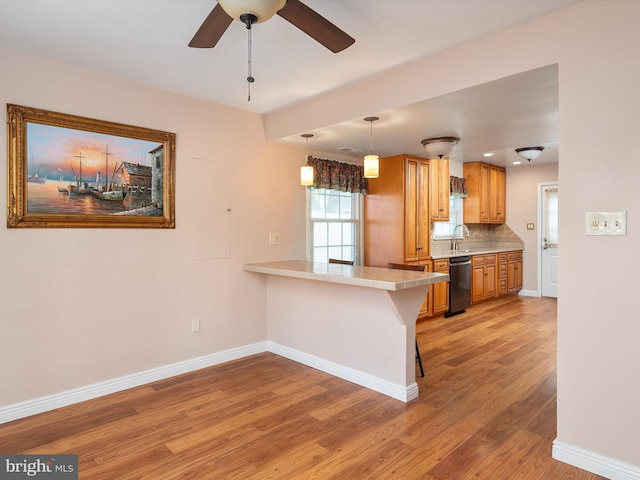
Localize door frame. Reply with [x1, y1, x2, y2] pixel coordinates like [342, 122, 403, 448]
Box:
[537, 181, 558, 297]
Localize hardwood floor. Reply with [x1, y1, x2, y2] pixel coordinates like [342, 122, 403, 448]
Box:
[0, 295, 606, 479]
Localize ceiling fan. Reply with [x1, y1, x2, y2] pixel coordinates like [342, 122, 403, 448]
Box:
[188, 0, 355, 53]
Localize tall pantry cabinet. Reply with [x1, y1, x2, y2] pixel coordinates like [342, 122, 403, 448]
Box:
[364, 154, 431, 267]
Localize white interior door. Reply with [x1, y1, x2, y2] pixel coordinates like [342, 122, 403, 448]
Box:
[541, 184, 558, 297]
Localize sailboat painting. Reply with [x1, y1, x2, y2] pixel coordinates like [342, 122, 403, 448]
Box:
[7, 104, 175, 228]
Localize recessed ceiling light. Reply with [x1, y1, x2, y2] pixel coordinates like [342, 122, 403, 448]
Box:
[512, 161, 522, 165]
[483, 152, 493, 157]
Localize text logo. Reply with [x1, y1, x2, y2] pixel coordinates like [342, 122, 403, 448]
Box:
[1, 455, 77, 479]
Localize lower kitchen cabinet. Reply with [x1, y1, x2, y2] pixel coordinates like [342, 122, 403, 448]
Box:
[507, 251, 523, 293]
[485, 250, 523, 302]
[431, 258, 449, 316]
[471, 254, 497, 304]
[418, 262, 432, 318]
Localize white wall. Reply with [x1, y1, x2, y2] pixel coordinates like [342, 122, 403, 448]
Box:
[266, 0, 640, 474]
[0, 47, 307, 406]
[507, 163, 558, 293]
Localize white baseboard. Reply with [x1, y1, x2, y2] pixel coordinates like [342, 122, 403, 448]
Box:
[0, 342, 267, 424]
[518, 289, 540, 297]
[267, 341, 418, 402]
[0, 340, 416, 424]
[553, 439, 640, 479]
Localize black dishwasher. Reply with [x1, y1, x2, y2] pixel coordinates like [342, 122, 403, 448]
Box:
[445, 256, 471, 317]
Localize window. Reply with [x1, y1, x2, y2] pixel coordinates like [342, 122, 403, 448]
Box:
[432, 195, 464, 239]
[307, 188, 363, 264]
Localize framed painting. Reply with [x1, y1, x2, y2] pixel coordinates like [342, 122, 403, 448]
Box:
[6, 104, 176, 228]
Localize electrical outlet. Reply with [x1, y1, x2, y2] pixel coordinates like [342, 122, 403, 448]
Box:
[526, 223, 535, 230]
[191, 318, 200, 333]
[585, 211, 627, 235]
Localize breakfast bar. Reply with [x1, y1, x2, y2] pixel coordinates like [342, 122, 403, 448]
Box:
[243, 260, 449, 402]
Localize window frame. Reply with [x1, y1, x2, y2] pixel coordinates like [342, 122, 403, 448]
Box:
[306, 187, 364, 264]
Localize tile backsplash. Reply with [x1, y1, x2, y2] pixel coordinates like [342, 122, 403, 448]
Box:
[431, 223, 524, 256]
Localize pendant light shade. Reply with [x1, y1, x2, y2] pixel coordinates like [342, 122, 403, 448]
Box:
[300, 134, 314, 186]
[364, 154, 379, 178]
[364, 116, 380, 179]
[420, 136, 460, 159]
[515, 146, 544, 162]
[300, 164, 314, 185]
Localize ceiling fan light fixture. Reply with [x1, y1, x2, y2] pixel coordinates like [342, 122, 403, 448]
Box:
[421, 136, 460, 159]
[218, 0, 286, 23]
[515, 146, 544, 162]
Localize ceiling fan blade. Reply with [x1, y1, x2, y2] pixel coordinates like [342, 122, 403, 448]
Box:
[189, 3, 233, 48]
[277, 0, 355, 53]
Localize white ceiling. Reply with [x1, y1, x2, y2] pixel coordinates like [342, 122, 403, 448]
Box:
[0, 0, 576, 166]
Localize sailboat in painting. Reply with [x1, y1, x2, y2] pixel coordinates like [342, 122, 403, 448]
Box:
[27, 156, 46, 183]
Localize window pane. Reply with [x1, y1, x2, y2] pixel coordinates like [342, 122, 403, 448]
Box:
[308, 187, 361, 264]
[433, 195, 464, 239]
[340, 194, 352, 218]
[314, 222, 328, 246]
[328, 223, 342, 245]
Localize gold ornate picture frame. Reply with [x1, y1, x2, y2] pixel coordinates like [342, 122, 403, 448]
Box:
[7, 104, 176, 228]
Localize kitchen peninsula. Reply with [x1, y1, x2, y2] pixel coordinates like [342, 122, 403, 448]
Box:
[243, 260, 448, 402]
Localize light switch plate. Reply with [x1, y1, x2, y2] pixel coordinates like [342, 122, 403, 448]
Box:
[269, 232, 281, 245]
[585, 211, 626, 235]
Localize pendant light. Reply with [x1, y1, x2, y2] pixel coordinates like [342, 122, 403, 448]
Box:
[363, 116, 380, 178]
[300, 133, 314, 186]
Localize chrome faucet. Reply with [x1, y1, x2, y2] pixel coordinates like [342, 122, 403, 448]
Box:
[451, 224, 470, 251]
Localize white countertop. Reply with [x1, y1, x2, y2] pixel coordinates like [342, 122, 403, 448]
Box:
[431, 246, 523, 260]
[243, 260, 449, 291]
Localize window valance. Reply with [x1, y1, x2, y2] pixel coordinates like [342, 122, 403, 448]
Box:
[306, 156, 368, 194]
[450, 176, 467, 197]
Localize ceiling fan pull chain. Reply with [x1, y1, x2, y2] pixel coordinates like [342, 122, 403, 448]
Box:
[246, 17, 255, 102]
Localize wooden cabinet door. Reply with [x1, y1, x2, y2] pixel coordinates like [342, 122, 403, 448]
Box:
[507, 261, 516, 291]
[514, 260, 522, 290]
[417, 160, 431, 261]
[479, 163, 490, 222]
[463, 162, 505, 224]
[507, 251, 523, 293]
[472, 254, 497, 303]
[404, 157, 430, 262]
[485, 262, 497, 297]
[431, 259, 449, 316]
[430, 157, 450, 221]
[490, 166, 506, 223]
[472, 264, 486, 303]
[404, 158, 420, 262]
[418, 262, 432, 318]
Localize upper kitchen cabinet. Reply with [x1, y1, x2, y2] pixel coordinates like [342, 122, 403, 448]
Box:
[364, 154, 431, 266]
[430, 157, 450, 221]
[463, 162, 506, 224]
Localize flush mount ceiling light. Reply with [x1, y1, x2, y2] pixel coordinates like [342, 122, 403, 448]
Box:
[420, 136, 460, 159]
[300, 133, 314, 186]
[515, 146, 544, 162]
[363, 117, 380, 178]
